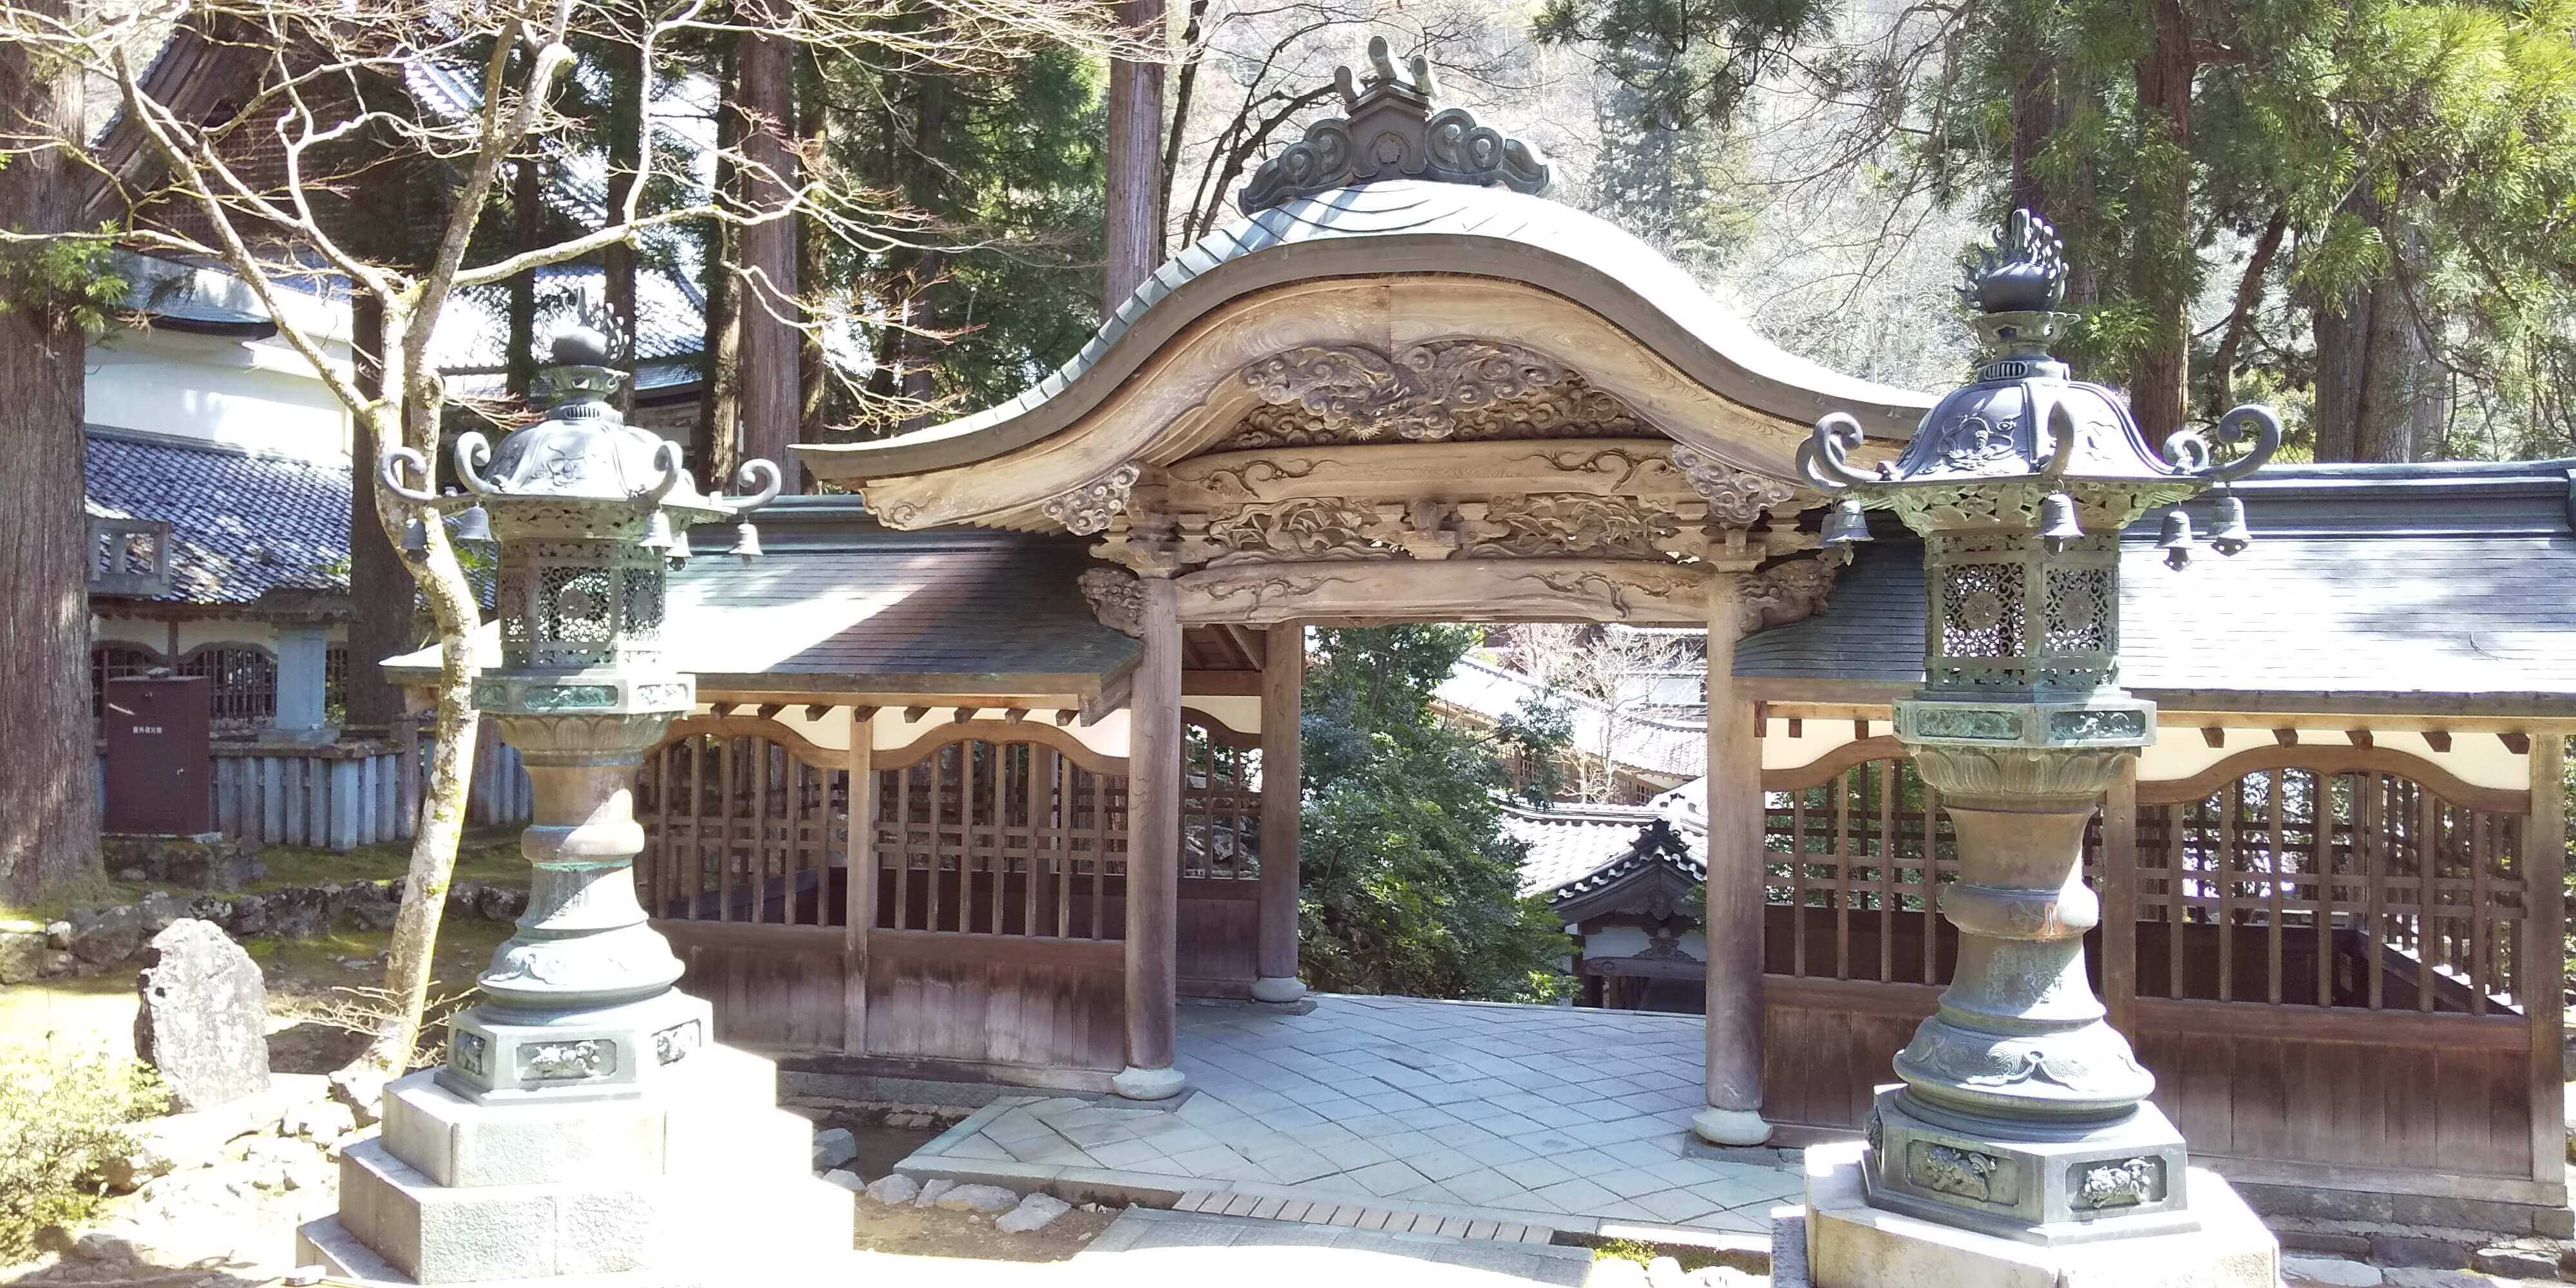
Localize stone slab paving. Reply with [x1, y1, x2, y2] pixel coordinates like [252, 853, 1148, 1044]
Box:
[1072, 1205, 1596, 1286]
[900, 995, 1804, 1238]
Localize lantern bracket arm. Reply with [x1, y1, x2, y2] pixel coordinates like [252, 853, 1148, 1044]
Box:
[454, 432, 498, 495]
[2163, 403, 2279, 484]
[377, 446, 440, 505]
[637, 440, 686, 507]
[1799, 412, 1882, 491]
[717, 459, 784, 516]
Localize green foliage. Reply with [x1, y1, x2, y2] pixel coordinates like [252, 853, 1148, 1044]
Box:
[815, 44, 1107, 431]
[0, 234, 127, 339]
[0, 1048, 166, 1259]
[1296, 627, 1571, 1003]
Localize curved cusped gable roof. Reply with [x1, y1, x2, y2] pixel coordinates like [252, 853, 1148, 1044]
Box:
[798, 59, 1934, 531]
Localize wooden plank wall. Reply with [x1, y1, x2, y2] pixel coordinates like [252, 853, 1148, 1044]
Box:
[862, 930, 1125, 1072]
[1756, 744, 2554, 1193]
[1179, 878, 1260, 998]
[665, 922, 850, 1052]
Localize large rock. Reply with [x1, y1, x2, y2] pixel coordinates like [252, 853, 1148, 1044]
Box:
[0, 930, 46, 983]
[934, 1183, 1022, 1215]
[996, 1192, 1071, 1233]
[68, 903, 147, 965]
[133, 919, 271, 1111]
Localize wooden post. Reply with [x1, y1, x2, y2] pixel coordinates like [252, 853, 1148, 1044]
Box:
[2524, 733, 2565, 1189]
[1254, 621, 1305, 1003]
[2102, 761, 2140, 1039]
[1696, 572, 1771, 1146]
[845, 708, 875, 1056]
[1115, 575, 1186, 1099]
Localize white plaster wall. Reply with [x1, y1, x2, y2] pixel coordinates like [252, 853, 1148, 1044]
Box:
[2137, 725, 2526, 793]
[1758, 715, 1879, 772]
[1756, 713, 2528, 793]
[1584, 926, 1707, 961]
[89, 328, 354, 462]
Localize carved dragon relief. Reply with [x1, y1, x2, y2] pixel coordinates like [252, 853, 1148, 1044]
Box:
[1736, 554, 1841, 635]
[1221, 355, 1659, 451]
[1238, 341, 1569, 444]
[1468, 494, 1675, 560]
[1078, 567, 1145, 636]
[1203, 498, 1392, 565]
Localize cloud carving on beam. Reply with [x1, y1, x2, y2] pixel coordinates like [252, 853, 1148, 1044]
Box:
[1238, 341, 1573, 444]
[1043, 464, 1142, 535]
[1670, 446, 1813, 527]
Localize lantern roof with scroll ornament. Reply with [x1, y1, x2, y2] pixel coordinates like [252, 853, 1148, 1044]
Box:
[1800, 210, 2277, 535]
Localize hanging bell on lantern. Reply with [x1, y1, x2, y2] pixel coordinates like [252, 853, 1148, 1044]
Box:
[2157, 507, 2197, 570]
[2207, 490, 2253, 556]
[400, 516, 427, 556]
[2038, 491, 2083, 552]
[639, 509, 677, 552]
[453, 502, 495, 547]
[1821, 497, 1873, 548]
[728, 521, 763, 563]
[667, 526, 694, 569]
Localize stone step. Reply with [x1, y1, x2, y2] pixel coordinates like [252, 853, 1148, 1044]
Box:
[1171, 1187, 1562, 1244]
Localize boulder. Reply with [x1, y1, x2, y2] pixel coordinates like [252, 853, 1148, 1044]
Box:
[864, 1174, 921, 1206]
[821, 1169, 866, 1193]
[2468, 1245, 2556, 1279]
[133, 919, 271, 1111]
[68, 903, 146, 965]
[914, 1178, 957, 1209]
[0, 931, 46, 983]
[934, 1184, 1023, 1215]
[1645, 1256, 1688, 1288]
[284, 1097, 357, 1142]
[811, 1126, 859, 1170]
[137, 890, 190, 933]
[996, 1193, 1072, 1233]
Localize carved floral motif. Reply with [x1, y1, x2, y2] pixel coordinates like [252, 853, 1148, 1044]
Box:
[1236, 37, 1549, 214]
[1079, 567, 1145, 637]
[1042, 464, 1142, 535]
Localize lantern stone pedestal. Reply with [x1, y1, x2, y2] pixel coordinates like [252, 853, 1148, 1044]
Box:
[296, 1046, 853, 1285]
[1802, 1142, 2278, 1288]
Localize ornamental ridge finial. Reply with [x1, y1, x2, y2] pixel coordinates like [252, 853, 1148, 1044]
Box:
[1964, 209, 2067, 315]
[1237, 35, 1548, 214]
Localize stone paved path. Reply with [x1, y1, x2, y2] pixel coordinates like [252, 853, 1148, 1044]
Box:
[905, 995, 1803, 1235]
[1072, 1206, 1597, 1285]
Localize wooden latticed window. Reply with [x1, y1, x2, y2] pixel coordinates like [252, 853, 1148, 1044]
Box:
[873, 737, 1128, 940]
[89, 643, 164, 721]
[324, 645, 349, 717]
[637, 730, 849, 925]
[1180, 719, 1260, 880]
[1763, 753, 1980, 986]
[177, 643, 277, 733]
[2136, 766, 2526, 1012]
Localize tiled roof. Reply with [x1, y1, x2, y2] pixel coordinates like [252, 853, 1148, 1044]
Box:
[1437, 656, 1706, 781]
[384, 498, 1138, 694]
[1736, 459, 2576, 711]
[85, 430, 350, 608]
[1502, 799, 1705, 898]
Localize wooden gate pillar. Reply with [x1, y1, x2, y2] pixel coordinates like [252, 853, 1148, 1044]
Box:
[1698, 570, 1772, 1146]
[1116, 573, 1187, 1099]
[1253, 621, 1305, 1003]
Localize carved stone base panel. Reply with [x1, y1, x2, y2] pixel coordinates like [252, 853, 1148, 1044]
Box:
[1861, 1086, 2195, 1245]
[439, 989, 712, 1106]
[1175, 557, 1714, 626]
